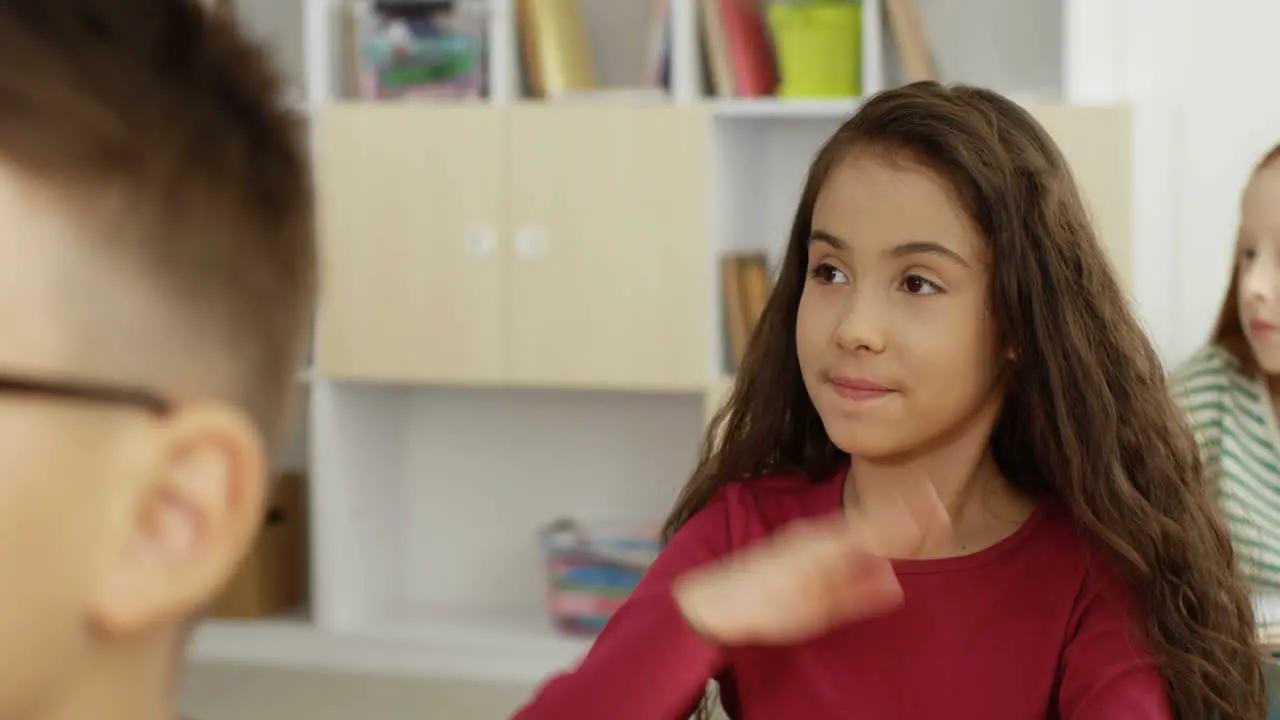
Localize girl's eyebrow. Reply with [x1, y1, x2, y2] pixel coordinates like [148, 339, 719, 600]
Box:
[890, 241, 971, 268]
[809, 229, 847, 250]
[809, 229, 970, 268]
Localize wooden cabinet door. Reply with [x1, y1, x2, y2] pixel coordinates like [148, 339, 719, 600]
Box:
[1029, 105, 1134, 290]
[505, 105, 712, 391]
[313, 104, 506, 384]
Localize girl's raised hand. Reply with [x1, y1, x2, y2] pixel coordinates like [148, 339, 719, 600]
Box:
[672, 478, 950, 647]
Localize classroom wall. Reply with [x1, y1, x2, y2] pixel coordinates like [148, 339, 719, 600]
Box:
[1169, 2, 1280, 367]
[1117, 0, 1280, 367]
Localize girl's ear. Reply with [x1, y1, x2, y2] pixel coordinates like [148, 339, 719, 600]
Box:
[1006, 348, 1017, 362]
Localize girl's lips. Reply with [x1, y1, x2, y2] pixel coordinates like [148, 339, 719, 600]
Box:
[829, 376, 895, 402]
[1249, 319, 1278, 336]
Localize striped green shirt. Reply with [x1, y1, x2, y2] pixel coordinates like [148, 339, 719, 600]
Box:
[1171, 344, 1280, 590]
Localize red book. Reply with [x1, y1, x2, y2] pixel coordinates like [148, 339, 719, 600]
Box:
[716, 0, 777, 97]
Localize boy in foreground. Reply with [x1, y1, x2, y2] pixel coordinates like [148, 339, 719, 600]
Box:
[0, 2, 316, 719]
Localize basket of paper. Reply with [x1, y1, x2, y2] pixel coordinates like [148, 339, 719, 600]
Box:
[541, 518, 661, 636]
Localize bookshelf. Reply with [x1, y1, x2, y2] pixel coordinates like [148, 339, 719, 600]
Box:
[189, 0, 1135, 689]
[297, 0, 1127, 109]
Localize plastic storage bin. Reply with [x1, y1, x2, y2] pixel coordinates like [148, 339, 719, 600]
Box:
[766, 0, 862, 99]
[354, 1, 487, 100]
[541, 518, 661, 636]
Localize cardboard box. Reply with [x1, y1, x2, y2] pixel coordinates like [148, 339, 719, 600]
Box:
[211, 472, 309, 618]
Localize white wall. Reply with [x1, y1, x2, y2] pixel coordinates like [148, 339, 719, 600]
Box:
[1118, 0, 1280, 366]
[1171, 1, 1280, 366]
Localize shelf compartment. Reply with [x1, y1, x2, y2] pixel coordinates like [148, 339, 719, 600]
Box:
[307, 382, 706, 644]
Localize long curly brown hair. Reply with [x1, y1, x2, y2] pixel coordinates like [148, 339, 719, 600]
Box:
[665, 81, 1266, 719]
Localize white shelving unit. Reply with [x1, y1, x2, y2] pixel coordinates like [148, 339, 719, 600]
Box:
[190, 0, 1133, 685]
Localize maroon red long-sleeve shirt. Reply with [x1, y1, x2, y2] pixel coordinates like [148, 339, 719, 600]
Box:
[513, 468, 1171, 720]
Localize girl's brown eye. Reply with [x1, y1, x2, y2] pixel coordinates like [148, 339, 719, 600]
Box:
[809, 263, 847, 284]
[902, 274, 942, 295]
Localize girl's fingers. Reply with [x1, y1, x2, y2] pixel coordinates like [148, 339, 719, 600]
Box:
[859, 492, 925, 558]
[901, 478, 952, 541]
[842, 479, 952, 559]
[843, 551, 904, 615]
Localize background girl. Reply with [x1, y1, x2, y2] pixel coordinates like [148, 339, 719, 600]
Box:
[514, 81, 1264, 720]
[1171, 144, 1280, 593]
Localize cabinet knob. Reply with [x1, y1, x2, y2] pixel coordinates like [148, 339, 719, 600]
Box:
[515, 228, 548, 259]
[464, 227, 496, 258]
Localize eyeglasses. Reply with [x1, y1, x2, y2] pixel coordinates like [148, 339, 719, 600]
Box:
[0, 373, 172, 415]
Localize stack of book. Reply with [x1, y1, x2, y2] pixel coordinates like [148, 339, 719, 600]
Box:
[721, 252, 771, 372]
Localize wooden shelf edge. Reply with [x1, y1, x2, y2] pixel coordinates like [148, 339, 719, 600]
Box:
[306, 96, 1117, 123]
[188, 612, 590, 686]
[311, 372, 715, 396]
[309, 96, 863, 120]
[710, 97, 863, 119]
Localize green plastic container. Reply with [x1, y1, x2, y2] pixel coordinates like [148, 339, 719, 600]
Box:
[766, 1, 862, 98]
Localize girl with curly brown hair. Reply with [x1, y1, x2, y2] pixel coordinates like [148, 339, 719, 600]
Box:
[514, 81, 1266, 720]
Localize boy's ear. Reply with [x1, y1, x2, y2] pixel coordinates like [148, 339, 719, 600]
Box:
[87, 402, 267, 637]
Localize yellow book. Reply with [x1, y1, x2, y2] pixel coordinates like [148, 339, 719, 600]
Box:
[526, 0, 597, 97]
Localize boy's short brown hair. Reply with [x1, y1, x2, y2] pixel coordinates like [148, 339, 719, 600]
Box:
[0, 0, 317, 445]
